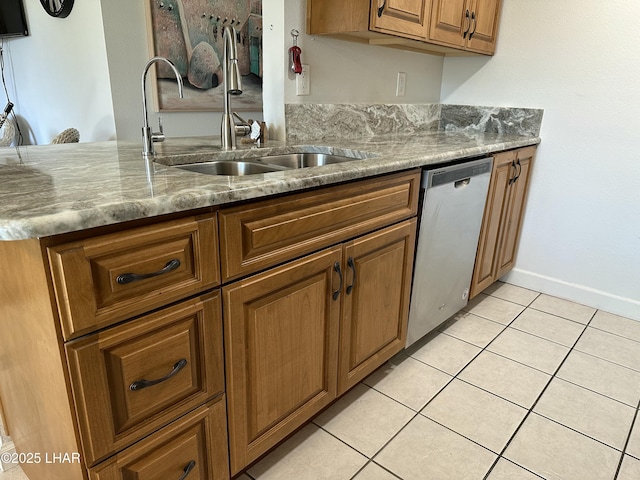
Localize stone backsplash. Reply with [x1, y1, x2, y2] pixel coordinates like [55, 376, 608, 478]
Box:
[285, 103, 543, 141]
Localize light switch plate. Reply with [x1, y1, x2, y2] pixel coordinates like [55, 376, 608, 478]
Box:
[296, 65, 310, 96]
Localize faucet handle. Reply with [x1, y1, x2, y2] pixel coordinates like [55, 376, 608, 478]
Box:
[232, 112, 249, 126]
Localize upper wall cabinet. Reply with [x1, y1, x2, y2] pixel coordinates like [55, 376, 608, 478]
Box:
[307, 0, 502, 56]
[429, 0, 501, 54]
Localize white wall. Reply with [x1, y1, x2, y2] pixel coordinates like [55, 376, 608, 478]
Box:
[440, 0, 640, 320]
[100, 0, 264, 142]
[263, 0, 444, 139]
[2, 0, 116, 144]
[4, 1, 443, 143]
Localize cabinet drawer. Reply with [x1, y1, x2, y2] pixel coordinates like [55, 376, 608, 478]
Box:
[89, 396, 229, 480]
[219, 170, 420, 281]
[66, 292, 224, 465]
[49, 214, 219, 339]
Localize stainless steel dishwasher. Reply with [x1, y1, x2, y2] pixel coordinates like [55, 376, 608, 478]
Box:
[406, 156, 493, 347]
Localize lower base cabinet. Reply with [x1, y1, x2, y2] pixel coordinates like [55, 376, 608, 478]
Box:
[470, 145, 536, 297]
[223, 219, 417, 474]
[89, 395, 229, 480]
[338, 220, 416, 394]
[0, 169, 419, 480]
[223, 246, 342, 474]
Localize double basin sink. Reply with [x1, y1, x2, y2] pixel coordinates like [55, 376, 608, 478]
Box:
[172, 153, 361, 176]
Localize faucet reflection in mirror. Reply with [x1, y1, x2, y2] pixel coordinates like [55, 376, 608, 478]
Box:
[141, 57, 184, 157]
[221, 26, 244, 150]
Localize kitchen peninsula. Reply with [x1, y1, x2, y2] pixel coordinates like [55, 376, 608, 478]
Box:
[0, 104, 541, 479]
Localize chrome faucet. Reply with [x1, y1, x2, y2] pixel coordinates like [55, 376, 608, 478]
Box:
[141, 56, 184, 157]
[221, 27, 243, 150]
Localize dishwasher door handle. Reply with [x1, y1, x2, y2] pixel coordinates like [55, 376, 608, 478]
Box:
[454, 178, 471, 188]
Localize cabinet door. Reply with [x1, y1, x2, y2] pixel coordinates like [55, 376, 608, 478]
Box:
[466, 0, 501, 54]
[223, 247, 342, 474]
[339, 220, 417, 395]
[469, 150, 516, 298]
[495, 147, 535, 278]
[371, 0, 431, 39]
[429, 0, 468, 47]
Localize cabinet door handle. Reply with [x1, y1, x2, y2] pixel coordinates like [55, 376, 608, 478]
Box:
[469, 11, 477, 40]
[116, 258, 181, 285]
[463, 9, 471, 38]
[508, 160, 517, 185]
[178, 460, 196, 480]
[333, 261, 343, 301]
[346, 257, 357, 295]
[377, 0, 386, 17]
[129, 358, 188, 391]
[513, 159, 522, 183]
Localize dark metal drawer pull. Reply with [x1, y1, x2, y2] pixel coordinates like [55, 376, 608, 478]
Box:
[378, 0, 386, 17]
[178, 460, 196, 480]
[333, 261, 342, 301]
[116, 258, 181, 285]
[463, 9, 471, 38]
[129, 358, 188, 391]
[469, 11, 477, 40]
[508, 160, 517, 185]
[346, 257, 356, 295]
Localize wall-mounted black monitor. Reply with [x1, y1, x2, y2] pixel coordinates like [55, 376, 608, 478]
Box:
[0, 0, 29, 38]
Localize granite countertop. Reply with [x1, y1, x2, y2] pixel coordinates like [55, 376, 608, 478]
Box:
[0, 131, 539, 240]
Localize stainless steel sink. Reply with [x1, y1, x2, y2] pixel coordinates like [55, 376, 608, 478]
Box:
[174, 160, 287, 176]
[171, 153, 363, 176]
[246, 153, 358, 169]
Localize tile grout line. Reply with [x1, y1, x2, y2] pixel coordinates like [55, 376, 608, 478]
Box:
[482, 309, 597, 479]
[347, 459, 403, 480]
[571, 345, 640, 375]
[583, 325, 640, 345]
[612, 395, 640, 480]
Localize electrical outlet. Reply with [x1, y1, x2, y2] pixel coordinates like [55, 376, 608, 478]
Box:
[396, 72, 407, 97]
[296, 64, 310, 96]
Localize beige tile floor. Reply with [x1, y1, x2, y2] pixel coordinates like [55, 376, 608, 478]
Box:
[2, 282, 640, 480]
[239, 282, 640, 480]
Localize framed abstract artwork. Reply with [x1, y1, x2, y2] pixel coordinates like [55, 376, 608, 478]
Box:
[145, 0, 263, 111]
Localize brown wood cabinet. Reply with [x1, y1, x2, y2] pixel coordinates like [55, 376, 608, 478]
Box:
[220, 172, 420, 474]
[223, 221, 417, 474]
[339, 220, 416, 394]
[307, 0, 502, 56]
[470, 146, 536, 298]
[0, 212, 229, 480]
[429, 0, 501, 54]
[0, 170, 421, 479]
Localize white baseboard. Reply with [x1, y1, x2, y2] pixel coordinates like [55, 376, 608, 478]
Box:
[503, 268, 640, 322]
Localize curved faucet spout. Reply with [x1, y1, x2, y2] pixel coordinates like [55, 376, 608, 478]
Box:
[141, 56, 184, 157]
